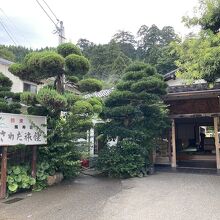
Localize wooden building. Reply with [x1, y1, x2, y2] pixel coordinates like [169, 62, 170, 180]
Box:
[155, 70, 220, 170]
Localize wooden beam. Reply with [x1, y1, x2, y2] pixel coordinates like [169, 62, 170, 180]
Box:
[170, 113, 220, 119]
[31, 146, 37, 178]
[0, 146, 7, 199]
[214, 117, 220, 169]
[171, 119, 176, 168]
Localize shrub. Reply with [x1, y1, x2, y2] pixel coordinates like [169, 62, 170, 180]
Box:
[79, 78, 103, 93]
[34, 162, 54, 191]
[87, 97, 103, 114]
[39, 143, 81, 179]
[37, 87, 67, 113]
[64, 93, 82, 109]
[20, 92, 37, 105]
[96, 140, 145, 178]
[27, 106, 49, 116]
[66, 76, 79, 84]
[72, 100, 93, 115]
[0, 72, 12, 87]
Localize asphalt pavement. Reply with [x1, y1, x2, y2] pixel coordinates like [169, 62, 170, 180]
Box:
[1, 172, 220, 220]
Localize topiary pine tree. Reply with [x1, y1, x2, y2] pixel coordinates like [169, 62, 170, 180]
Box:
[0, 73, 21, 113]
[98, 62, 169, 176]
[9, 43, 102, 94]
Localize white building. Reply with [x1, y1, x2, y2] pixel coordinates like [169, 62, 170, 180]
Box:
[0, 57, 39, 93]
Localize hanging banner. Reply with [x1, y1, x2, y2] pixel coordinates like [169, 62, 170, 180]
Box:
[0, 113, 47, 146]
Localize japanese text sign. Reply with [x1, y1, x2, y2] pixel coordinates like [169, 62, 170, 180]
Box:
[0, 113, 47, 146]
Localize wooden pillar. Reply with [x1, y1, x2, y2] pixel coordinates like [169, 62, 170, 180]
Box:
[214, 117, 220, 169]
[168, 129, 172, 162]
[171, 119, 176, 168]
[0, 146, 7, 199]
[31, 146, 37, 178]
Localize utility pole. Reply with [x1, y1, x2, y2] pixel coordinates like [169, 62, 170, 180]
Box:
[57, 20, 65, 45]
[36, 0, 65, 45]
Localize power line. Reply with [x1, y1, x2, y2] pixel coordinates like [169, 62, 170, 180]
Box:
[0, 8, 31, 47]
[0, 16, 17, 45]
[35, 0, 65, 45]
[35, 0, 58, 28]
[42, 0, 59, 22]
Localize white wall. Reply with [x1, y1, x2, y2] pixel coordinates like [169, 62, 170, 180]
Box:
[0, 62, 39, 93]
[0, 63, 23, 93]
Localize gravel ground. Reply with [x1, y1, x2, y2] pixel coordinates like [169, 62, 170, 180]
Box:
[1, 172, 220, 220]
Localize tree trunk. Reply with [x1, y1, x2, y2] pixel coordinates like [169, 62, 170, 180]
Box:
[55, 74, 64, 94]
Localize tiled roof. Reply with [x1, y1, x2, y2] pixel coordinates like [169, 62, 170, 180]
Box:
[84, 88, 114, 99]
[0, 57, 14, 66]
[168, 82, 220, 94]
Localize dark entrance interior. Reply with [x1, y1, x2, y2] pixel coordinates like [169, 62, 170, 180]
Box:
[175, 117, 216, 169]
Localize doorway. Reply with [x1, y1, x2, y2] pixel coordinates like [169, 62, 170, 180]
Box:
[175, 117, 216, 169]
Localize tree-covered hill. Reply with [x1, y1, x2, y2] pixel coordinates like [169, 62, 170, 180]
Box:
[1, 24, 180, 86]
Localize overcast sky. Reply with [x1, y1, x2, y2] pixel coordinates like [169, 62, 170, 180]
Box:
[0, 0, 199, 49]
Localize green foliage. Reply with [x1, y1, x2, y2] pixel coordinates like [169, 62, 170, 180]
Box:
[125, 62, 150, 72]
[27, 106, 49, 116]
[98, 62, 168, 175]
[7, 165, 36, 194]
[174, 0, 220, 84]
[30, 87, 97, 179]
[0, 102, 21, 114]
[0, 73, 21, 113]
[97, 140, 145, 178]
[173, 31, 220, 84]
[37, 87, 67, 113]
[9, 43, 88, 93]
[72, 100, 93, 115]
[136, 24, 179, 73]
[9, 51, 64, 84]
[112, 54, 131, 77]
[78, 78, 103, 93]
[0, 45, 32, 62]
[25, 51, 64, 78]
[8, 63, 29, 81]
[38, 117, 88, 178]
[85, 41, 131, 82]
[183, 0, 220, 33]
[0, 46, 16, 61]
[64, 93, 82, 110]
[39, 52, 65, 75]
[0, 72, 12, 88]
[66, 75, 79, 84]
[34, 162, 52, 191]
[20, 92, 37, 105]
[87, 97, 103, 114]
[57, 43, 82, 57]
[65, 54, 90, 76]
[156, 45, 179, 74]
[39, 143, 81, 179]
[111, 30, 136, 59]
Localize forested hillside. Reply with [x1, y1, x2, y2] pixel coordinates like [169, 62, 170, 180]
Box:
[0, 24, 180, 85]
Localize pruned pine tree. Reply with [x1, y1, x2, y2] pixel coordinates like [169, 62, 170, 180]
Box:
[97, 62, 169, 177]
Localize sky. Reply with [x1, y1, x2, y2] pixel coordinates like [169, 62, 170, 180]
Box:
[0, 0, 199, 49]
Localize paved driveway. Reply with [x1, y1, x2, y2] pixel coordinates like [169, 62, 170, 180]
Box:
[1, 172, 220, 220]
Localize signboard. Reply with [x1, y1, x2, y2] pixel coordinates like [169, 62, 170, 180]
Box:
[0, 113, 47, 146]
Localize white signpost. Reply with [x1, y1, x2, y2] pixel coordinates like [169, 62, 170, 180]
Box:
[0, 113, 47, 199]
[0, 113, 47, 146]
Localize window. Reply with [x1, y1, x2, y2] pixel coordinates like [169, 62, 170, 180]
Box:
[23, 82, 37, 94]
